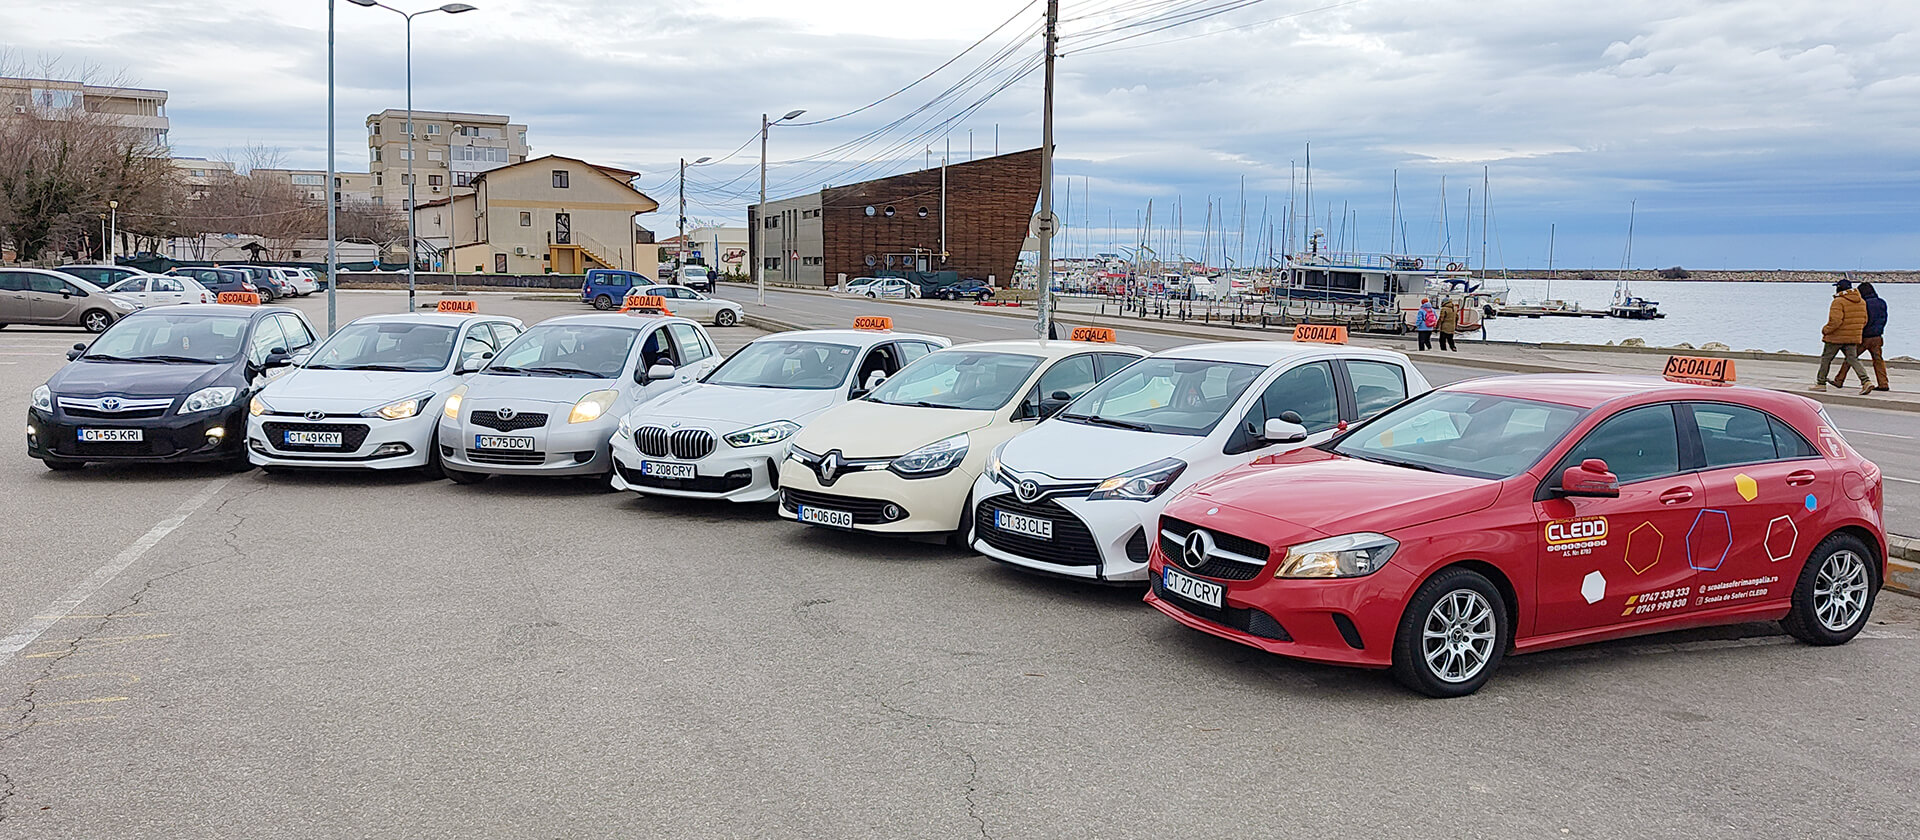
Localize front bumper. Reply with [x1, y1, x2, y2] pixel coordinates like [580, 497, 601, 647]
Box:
[609, 433, 781, 502]
[246, 411, 435, 469]
[27, 405, 247, 464]
[775, 455, 976, 534]
[435, 409, 615, 476]
[969, 476, 1156, 582]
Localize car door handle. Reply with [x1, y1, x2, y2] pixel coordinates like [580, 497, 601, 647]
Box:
[1786, 470, 1817, 486]
[1659, 487, 1694, 505]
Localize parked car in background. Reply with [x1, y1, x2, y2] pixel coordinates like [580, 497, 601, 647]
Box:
[857, 278, 916, 299]
[843, 277, 882, 295]
[106, 274, 213, 308]
[581, 269, 654, 311]
[55, 265, 143, 289]
[931, 279, 994, 301]
[269, 267, 316, 296]
[0, 268, 140, 332]
[676, 264, 715, 293]
[218, 265, 293, 301]
[168, 267, 261, 298]
[632, 284, 743, 327]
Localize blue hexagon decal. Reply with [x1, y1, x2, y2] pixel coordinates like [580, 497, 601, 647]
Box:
[1687, 509, 1732, 572]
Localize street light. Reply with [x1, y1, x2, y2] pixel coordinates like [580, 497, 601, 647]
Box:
[350, 0, 477, 313]
[756, 109, 805, 307]
[678, 155, 710, 273]
[108, 200, 118, 265]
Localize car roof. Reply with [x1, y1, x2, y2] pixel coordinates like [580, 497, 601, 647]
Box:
[758, 328, 947, 347]
[349, 312, 524, 327]
[1445, 374, 1814, 412]
[133, 303, 299, 319]
[535, 312, 692, 330]
[57, 264, 124, 271]
[1153, 340, 1412, 366]
[940, 338, 1149, 359]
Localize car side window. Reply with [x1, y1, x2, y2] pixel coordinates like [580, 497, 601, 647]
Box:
[896, 341, 933, 367]
[855, 344, 900, 391]
[1769, 416, 1819, 458]
[1558, 404, 1681, 485]
[1692, 404, 1819, 466]
[459, 330, 494, 362]
[247, 317, 288, 365]
[0, 272, 25, 292]
[489, 323, 522, 347]
[1019, 354, 1099, 419]
[155, 278, 183, 293]
[27, 274, 65, 294]
[1345, 360, 1409, 420]
[1255, 361, 1340, 432]
[276, 315, 316, 351]
[640, 329, 675, 369]
[667, 323, 711, 364]
[1095, 352, 1140, 379]
[113, 278, 148, 293]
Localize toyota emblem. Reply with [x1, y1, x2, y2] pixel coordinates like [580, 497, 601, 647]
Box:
[1181, 529, 1215, 571]
[100, 397, 122, 412]
[496, 406, 517, 420]
[1016, 479, 1040, 503]
[818, 451, 843, 485]
[304, 410, 326, 421]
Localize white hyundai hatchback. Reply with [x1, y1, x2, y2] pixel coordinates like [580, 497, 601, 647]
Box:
[247, 312, 523, 472]
[970, 340, 1430, 583]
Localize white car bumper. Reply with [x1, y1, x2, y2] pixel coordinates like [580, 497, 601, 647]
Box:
[436, 405, 616, 477]
[246, 411, 435, 469]
[968, 474, 1162, 583]
[608, 430, 782, 503]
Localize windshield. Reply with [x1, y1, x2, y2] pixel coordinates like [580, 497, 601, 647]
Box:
[83, 313, 248, 364]
[485, 324, 635, 378]
[1332, 391, 1586, 479]
[1059, 358, 1262, 436]
[305, 322, 457, 372]
[704, 340, 857, 390]
[683, 266, 708, 277]
[865, 350, 1042, 410]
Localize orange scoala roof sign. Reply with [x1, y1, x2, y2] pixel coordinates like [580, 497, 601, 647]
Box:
[1663, 355, 1735, 386]
[436, 299, 478, 313]
[853, 316, 893, 331]
[1291, 324, 1348, 344]
[216, 291, 260, 306]
[1069, 326, 1116, 343]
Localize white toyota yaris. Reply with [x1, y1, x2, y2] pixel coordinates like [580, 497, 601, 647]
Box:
[970, 341, 1430, 582]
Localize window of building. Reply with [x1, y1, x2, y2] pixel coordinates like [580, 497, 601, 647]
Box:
[453, 172, 475, 187]
[519, 212, 532, 226]
[400, 174, 412, 185]
[189, 169, 206, 178]
[373, 173, 383, 186]
[291, 174, 324, 186]
[552, 170, 569, 188]
[428, 149, 443, 161]
[764, 257, 781, 270]
[373, 196, 384, 205]
[334, 177, 343, 187]
[400, 149, 413, 160]
[802, 256, 824, 266]
[401, 199, 412, 210]
[369, 123, 381, 135]
[518, 131, 527, 145]
[371, 148, 382, 162]
[763, 216, 779, 229]
[427, 124, 439, 134]
[428, 175, 443, 187]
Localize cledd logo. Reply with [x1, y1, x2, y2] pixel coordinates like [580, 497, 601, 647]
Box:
[1546, 516, 1608, 545]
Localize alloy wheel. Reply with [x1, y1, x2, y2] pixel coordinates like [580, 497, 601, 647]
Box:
[1421, 589, 1497, 683]
[1814, 549, 1871, 632]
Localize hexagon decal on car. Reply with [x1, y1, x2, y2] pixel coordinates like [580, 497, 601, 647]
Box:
[1764, 515, 1798, 563]
[1623, 521, 1664, 575]
[1687, 509, 1733, 572]
[1734, 473, 1758, 501]
[1581, 570, 1607, 605]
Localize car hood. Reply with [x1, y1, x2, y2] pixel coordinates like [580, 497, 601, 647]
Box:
[789, 398, 999, 458]
[1184, 448, 1505, 535]
[996, 419, 1194, 481]
[462, 373, 619, 407]
[262, 368, 454, 411]
[50, 361, 234, 398]
[634, 384, 838, 428]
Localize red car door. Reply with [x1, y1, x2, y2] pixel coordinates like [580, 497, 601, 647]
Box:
[1682, 402, 1827, 610]
[1533, 404, 1703, 636]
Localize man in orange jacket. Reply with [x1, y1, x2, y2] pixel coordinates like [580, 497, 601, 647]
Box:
[1814, 279, 1873, 395]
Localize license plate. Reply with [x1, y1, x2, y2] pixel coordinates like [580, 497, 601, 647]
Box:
[285, 430, 343, 447]
[1163, 568, 1224, 608]
[641, 461, 697, 480]
[993, 509, 1053, 539]
[797, 505, 853, 530]
[79, 428, 142, 442]
[475, 435, 535, 451]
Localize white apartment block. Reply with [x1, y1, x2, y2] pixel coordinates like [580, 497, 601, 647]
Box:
[366, 109, 528, 209]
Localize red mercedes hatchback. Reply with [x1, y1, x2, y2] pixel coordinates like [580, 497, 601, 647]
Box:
[1146, 372, 1886, 697]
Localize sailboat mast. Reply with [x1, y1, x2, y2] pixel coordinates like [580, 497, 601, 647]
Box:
[1480, 166, 1490, 277]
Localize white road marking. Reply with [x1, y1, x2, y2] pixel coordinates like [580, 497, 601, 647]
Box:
[0, 477, 233, 666]
[1885, 476, 1920, 486]
[1842, 428, 1915, 440]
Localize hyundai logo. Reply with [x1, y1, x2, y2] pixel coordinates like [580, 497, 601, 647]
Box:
[305, 410, 326, 421]
[1016, 479, 1041, 503]
[496, 406, 517, 420]
[1181, 529, 1216, 571]
[99, 397, 122, 412]
[818, 451, 843, 485]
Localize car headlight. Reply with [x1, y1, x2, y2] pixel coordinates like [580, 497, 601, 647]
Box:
[180, 386, 239, 413]
[725, 420, 800, 448]
[568, 389, 619, 424]
[1088, 457, 1187, 502]
[617, 415, 633, 438]
[786, 443, 818, 463]
[249, 395, 270, 417]
[32, 385, 52, 412]
[443, 384, 467, 419]
[1275, 533, 1399, 579]
[109, 296, 138, 310]
[366, 393, 431, 421]
[889, 433, 969, 477]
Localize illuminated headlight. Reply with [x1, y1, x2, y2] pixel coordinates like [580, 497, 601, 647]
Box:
[568, 389, 619, 424]
[889, 433, 968, 477]
[1088, 457, 1187, 502]
[32, 385, 52, 412]
[725, 420, 800, 448]
[249, 396, 270, 417]
[365, 393, 431, 421]
[180, 386, 239, 413]
[1275, 533, 1399, 579]
[443, 385, 467, 419]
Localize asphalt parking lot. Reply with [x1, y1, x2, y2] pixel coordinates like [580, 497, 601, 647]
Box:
[3, 291, 1918, 838]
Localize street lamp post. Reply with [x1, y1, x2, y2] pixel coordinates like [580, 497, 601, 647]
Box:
[99, 214, 108, 262]
[350, 0, 477, 312]
[755, 109, 805, 307]
[326, 0, 339, 331]
[108, 200, 118, 264]
[678, 155, 709, 274]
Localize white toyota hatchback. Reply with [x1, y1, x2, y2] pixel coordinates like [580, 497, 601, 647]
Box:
[611, 320, 950, 503]
[970, 340, 1430, 582]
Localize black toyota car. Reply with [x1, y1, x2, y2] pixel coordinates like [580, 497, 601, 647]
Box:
[27, 303, 317, 470]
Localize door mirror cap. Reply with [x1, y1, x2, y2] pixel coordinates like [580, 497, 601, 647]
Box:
[1261, 418, 1310, 444]
[1557, 458, 1621, 498]
[644, 362, 677, 383]
[66, 348, 84, 361]
[262, 350, 293, 369]
[456, 351, 493, 374]
[865, 370, 889, 392]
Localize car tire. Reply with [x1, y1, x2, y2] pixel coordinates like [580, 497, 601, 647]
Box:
[865, 291, 878, 298]
[1782, 532, 1878, 646]
[421, 436, 447, 480]
[42, 459, 83, 472]
[593, 294, 615, 311]
[948, 491, 976, 548]
[1390, 567, 1509, 698]
[81, 310, 113, 333]
[716, 309, 738, 327]
[444, 466, 489, 485]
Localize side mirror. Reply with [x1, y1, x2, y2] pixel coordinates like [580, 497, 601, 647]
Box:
[263, 350, 293, 369]
[67, 348, 84, 361]
[1556, 458, 1621, 498]
[1038, 389, 1074, 419]
[644, 362, 677, 383]
[456, 351, 493, 374]
[1261, 418, 1310, 445]
[864, 370, 889, 392]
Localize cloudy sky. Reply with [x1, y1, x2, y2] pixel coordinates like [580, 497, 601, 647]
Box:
[10, 0, 1918, 268]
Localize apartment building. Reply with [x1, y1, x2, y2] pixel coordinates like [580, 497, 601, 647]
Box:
[1, 76, 170, 147]
[251, 168, 375, 206]
[171, 157, 236, 200]
[417, 155, 658, 275]
[366, 109, 528, 209]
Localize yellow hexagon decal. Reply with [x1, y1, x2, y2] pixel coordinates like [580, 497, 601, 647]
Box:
[1734, 473, 1758, 502]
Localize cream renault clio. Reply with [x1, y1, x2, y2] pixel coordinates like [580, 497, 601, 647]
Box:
[777, 330, 1146, 541]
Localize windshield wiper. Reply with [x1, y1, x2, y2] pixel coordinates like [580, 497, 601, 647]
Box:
[524, 365, 602, 378]
[127, 354, 215, 364]
[1059, 412, 1153, 432]
[481, 365, 530, 376]
[336, 364, 419, 372]
[79, 353, 134, 362]
[1345, 451, 1443, 473]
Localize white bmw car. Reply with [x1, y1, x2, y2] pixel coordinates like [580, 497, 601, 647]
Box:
[247, 312, 524, 472]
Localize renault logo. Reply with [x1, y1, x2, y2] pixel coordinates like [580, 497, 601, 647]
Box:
[818, 451, 843, 485]
[305, 410, 326, 421]
[1181, 529, 1215, 571]
[100, 397, 122, 412]
[496, 406, 516, 420]
[1016, 479, 1041, 503]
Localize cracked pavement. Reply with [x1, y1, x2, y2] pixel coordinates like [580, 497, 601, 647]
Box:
[1, 294, 1919, 838]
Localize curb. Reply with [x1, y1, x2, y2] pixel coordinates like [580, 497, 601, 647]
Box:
[1890, 536, 1920, 598]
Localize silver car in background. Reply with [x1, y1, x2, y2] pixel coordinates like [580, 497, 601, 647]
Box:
[0, 268, 140, 332]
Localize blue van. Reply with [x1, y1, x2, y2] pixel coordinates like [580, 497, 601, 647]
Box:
[580, 269, 652, 310]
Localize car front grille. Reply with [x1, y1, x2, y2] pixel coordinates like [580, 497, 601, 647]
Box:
[975, 496, 1103, 567]
[261, 422, 371, 452]
[470, 410, 548, 432]
[618, 464, 752, 493]
[780, 488, 900, 525]
[465, 448, 546, 465]
[1158, 516, 1271, 580]
[1150, 575, 1291, 641]
[635, 426, 716, 460]
[63, 406, 170, 420]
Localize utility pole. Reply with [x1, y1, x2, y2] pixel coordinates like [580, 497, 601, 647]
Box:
[756, 110, 805, 307]
[326, 0, 338, 330]
[1034, 0, 1059, 340]
[940, 138, 949, 266]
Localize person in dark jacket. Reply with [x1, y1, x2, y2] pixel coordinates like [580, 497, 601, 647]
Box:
[1834, 282, 1890, 391]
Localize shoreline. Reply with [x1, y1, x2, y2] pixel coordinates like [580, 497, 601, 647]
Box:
[1474, 269, 1919, 283]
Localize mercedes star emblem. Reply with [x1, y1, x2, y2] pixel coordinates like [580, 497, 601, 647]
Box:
[305, 410, 326, 421]
[1182, 529, 1215, 571]
[1016, 479, 1040, 503]
[819, 451, 843, 485]
[100, 397, 122, 412]
[496, 406, 516, 420]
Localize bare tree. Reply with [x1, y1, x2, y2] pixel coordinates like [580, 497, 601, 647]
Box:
[335, 198, 408, 264]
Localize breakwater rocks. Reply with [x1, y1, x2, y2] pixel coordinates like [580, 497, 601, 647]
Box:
[1482, 270, 1919, 284]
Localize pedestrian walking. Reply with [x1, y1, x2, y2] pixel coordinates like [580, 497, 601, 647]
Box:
[1437, 299, 1460, 351]
[1833, 282, 1890, 391]
[1814, 279, 1873, 395]
[1415, 298, 1436, 351]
